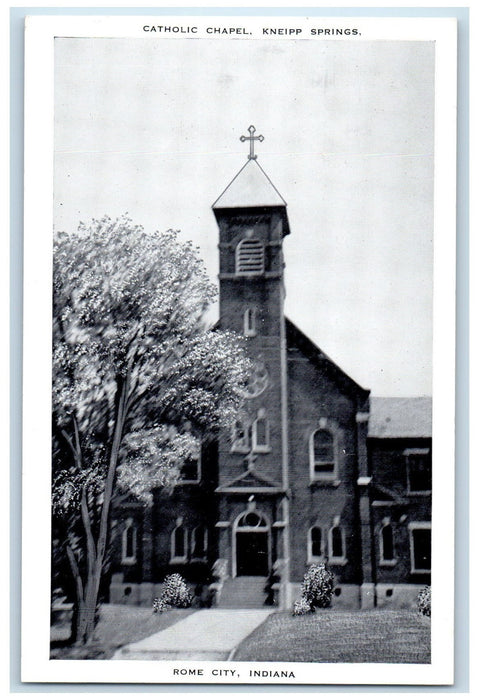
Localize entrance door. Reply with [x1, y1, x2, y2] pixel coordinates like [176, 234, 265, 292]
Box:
[236, 531, 269, 576]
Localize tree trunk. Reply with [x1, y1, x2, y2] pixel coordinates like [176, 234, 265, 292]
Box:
[73, 569, 101, 644]
[68, 379, 130, 645]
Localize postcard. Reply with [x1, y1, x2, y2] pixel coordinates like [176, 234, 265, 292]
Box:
[22, 13, 457, 686]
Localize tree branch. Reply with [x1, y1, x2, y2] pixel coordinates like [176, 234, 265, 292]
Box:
[71, 415, 97, 578]
[60, 427, 78, 461]
[80, 486, 97, 576]
[66, 542, 84, 604]
[95, 376, 129, 573]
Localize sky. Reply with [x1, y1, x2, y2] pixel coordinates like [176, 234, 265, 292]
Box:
[54, 36, 434, 397]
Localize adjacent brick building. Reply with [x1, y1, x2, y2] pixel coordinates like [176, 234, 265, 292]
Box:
[110, 146, 432, 610]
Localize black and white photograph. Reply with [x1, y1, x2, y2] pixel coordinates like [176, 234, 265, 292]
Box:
[21, 13, 457, 686]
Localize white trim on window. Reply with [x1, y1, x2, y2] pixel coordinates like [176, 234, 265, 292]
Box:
[170, 520, 188, 564]
[244, 307, 257, 337]
[232, 507, 271, 579]
[307, 525, 324, 563]
[328, 522, 347, 565]
[408, 521, 431, 574]
[252, 410, 270, 453]
[309, 424, 338, 482]
[231, 418, 250, 453]
[177, 446, 201, 484]
[191, 525, 208, 561]
[121, 517, 137, 565]
[404, 448, 432, 495]
[379, 520, 397, 567]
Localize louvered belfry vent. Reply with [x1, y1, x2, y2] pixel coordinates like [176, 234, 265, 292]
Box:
[236, 239, 265, 275]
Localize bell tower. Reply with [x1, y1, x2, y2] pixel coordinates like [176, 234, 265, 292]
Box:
[212, 127, 291, 583]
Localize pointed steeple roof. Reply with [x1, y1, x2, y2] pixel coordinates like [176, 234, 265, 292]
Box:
[212, 158, 287, 210]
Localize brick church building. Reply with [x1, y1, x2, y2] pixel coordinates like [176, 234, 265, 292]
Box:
[110, 130, 432, 610]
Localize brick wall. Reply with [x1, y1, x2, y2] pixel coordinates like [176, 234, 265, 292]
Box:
[369, 438, 432, 586]
[287, 345, 363, 584]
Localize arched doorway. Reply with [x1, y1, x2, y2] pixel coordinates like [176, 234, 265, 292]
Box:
[233, 509, 270, 577]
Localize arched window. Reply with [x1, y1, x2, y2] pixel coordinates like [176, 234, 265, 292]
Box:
[170, 523, 188, 563]
[329, 524, 346, 564]
[237, 511, 268, 529]
[231, 418, 250, 452]
[244, 308, 257, 337]
[236, 239, 264, 275]
[179, 456, 200, 483]
[121, 518, 137, 565]
[179, 442, 201, 483]
[191, 526, 208, 559]
[308, 526, 323, 561]
[310, 428, 336, 480]
[252, 411, 269, 451]
[380, 523, 396, 564]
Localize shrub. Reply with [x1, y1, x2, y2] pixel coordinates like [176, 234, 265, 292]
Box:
[292, 597, 313, 616]
[153, 573, 193, 613]
[301, 563, 334, 610]
[152, 597, 171, 614]
[417, 585, 431, 617]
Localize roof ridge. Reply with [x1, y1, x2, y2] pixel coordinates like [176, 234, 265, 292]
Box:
[212, 158, 287, 209]
[285, 317, 370, 397]
[211, 159, 250, 209]
[253, 159, 287, 206]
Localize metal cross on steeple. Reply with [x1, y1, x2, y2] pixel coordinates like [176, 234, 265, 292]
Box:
[240, 125, 264, 160]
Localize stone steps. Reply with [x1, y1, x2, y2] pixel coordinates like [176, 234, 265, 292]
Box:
[218, 576, 269, 609]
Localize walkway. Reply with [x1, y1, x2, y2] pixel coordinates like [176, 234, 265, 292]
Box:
[112, 609, 272, 660]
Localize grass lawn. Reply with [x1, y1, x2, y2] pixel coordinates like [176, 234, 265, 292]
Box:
[50, 604, 194, 660]
[233, 610, 431, 664]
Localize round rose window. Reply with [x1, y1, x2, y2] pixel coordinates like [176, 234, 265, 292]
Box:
[238, 361, 269, 398]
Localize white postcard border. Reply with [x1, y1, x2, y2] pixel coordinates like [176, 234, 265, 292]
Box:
[22, 13, 457, 686]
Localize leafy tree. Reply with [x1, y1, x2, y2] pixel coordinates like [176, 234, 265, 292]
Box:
[52, 215, 250, 644]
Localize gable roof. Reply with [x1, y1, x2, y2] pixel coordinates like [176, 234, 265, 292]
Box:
[285, 317, 370, 401]
[370, 483, 409, 505]
[368, 396, 432, 438]
[212, 158, 287, 209]
[215, 467, 285, 494]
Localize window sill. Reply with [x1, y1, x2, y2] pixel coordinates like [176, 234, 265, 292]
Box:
[272, 521, 287, 528]
[310, 479, 341, 488]
[235, 271, 264, 278]
[253, 446, 271, 454]
[169, 557, 187, 565]
[231, 446, 250, 455]
[329, 557, 348, 566]
[411, 568, 431, 575]
[121, 558, 137, 565]
[307, 555, 326, 565]
[379, 559, 397, 568]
